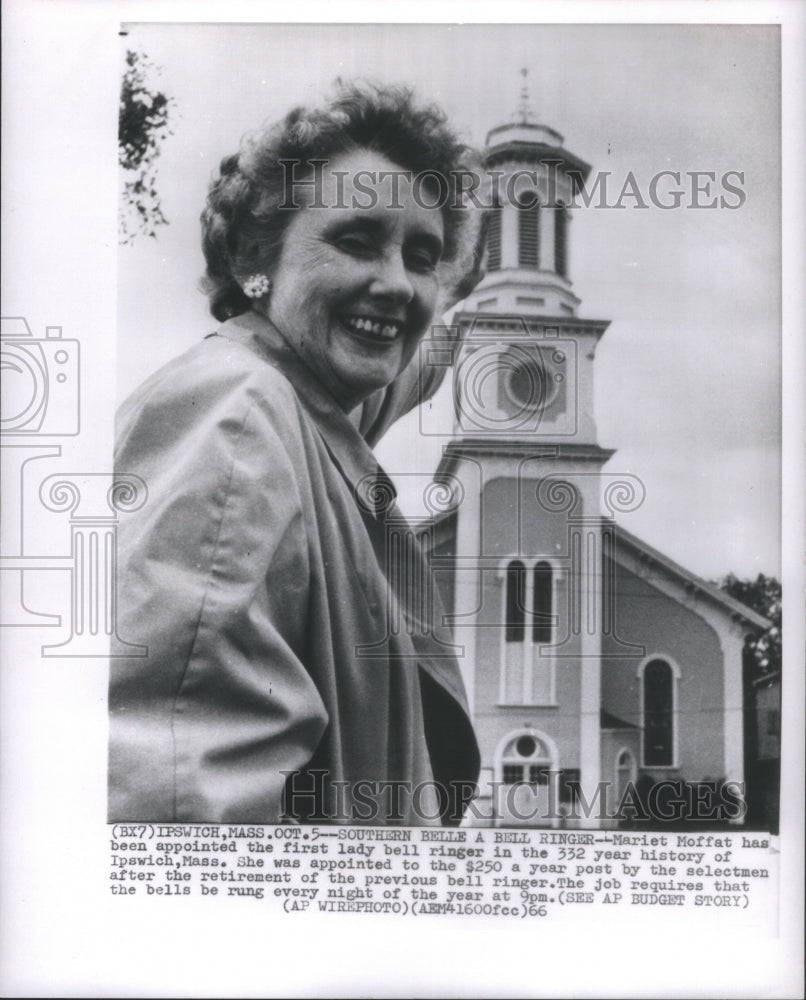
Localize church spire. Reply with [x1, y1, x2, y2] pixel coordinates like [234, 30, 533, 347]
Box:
[516, 67, 535, 124]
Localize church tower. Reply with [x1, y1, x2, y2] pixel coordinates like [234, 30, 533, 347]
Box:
[420, 77, 770, 828]
[428, 79, 618, 826]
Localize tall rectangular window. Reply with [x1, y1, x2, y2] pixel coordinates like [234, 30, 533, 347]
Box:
[518, 202, 540, 267]
[532, 561, 553, 643]
[486, 204, 502, 271]
[554, 207, 568, 277]
[505, 561, 526, 642]
[643, 659, 674, 766]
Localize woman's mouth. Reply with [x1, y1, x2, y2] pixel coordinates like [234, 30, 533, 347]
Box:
[340, 314, 402, 342]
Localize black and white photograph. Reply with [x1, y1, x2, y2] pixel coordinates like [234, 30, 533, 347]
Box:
[1, 3, 803, 998]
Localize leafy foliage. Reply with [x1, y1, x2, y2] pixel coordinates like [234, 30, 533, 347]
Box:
[718, 573, 781, 678]
[119, 49, 175, 243]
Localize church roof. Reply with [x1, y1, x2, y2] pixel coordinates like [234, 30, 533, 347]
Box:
[435, 440, 616, 478]
[450, 312, 610, 337]
[600, 709, 638, 730]
[484, 134, 592, 184]
[416, 499, 770, 633]
[609, 524, 771, 631]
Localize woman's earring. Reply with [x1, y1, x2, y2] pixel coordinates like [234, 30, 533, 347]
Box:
[243, 274, 271, 298]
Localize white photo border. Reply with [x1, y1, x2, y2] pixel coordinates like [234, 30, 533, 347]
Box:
[1, 2, 803, 998]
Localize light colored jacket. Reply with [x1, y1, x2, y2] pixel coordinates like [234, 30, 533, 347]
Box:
[109, 310, 479, 824]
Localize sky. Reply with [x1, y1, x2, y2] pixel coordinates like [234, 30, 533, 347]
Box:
[116, 22, 782, 581]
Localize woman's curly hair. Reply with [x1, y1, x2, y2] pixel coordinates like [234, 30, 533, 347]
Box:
[201, 80, 486, 322]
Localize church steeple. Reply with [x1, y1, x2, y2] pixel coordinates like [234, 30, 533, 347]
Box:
[516, 67, 535, 125]
[427, 88, 617, 822]
[461, 73, 592, 320]
[444, 86, 608, 448]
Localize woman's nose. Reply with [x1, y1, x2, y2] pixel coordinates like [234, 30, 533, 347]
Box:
[369, 252, 414, 305]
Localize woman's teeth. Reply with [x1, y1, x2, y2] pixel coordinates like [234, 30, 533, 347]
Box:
[342, 316, 400, 340]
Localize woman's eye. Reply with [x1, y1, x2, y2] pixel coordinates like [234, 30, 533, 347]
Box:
[335, 234, 375, 256]
[406, 249, 438, 272]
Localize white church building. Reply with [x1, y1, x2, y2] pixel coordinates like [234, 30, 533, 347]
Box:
[417, 108, 768, 827]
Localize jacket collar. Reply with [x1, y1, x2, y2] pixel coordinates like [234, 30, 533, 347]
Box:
[215, 310, 398, 518]
[216, 311, 471, 712]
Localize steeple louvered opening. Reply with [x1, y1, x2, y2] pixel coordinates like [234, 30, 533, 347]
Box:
[555, 206, 568, 278]
[518, 199, 540, 268]
[486, 203, 502, 272]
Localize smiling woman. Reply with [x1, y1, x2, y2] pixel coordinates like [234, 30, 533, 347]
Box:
[266, 150, 445, 410]
[109, 82, 484, 826]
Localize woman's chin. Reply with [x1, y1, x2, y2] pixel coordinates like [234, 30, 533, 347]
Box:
[327, 327, 406, 397]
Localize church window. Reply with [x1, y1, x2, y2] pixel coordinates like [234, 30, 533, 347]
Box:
[642, 659, 675, 766]
[505, 560, 526, 641]
[486, 204, 502, 271]
[493, 728, 560, 824]
[499, 732, 552, 785]
[518, 199, 540, 268]
[555, 206, 568, 277]
[501, 559, 557, 705]
[533, 561, 553, 643]
[502, 764, 524, 784]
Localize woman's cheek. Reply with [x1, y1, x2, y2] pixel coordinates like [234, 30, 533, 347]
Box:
[415, 277, 440, 329]
[422, 269, 441, 305]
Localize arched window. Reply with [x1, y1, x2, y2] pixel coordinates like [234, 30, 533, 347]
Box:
[518, 200, 540, 268]
[532, 561, 553, 643]
[554, 206, 568, 277]
[486, 203, 502, 271]
[505, 560, 526, 642]
[493, 728, 560, 827]
[500, 559, 557, 705]
[643, 659, 674, 766]
[504, 560, 526, 703]
[498, 730, 555, 786]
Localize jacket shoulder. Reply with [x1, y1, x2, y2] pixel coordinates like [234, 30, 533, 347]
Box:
[116, 335, 305, 454]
